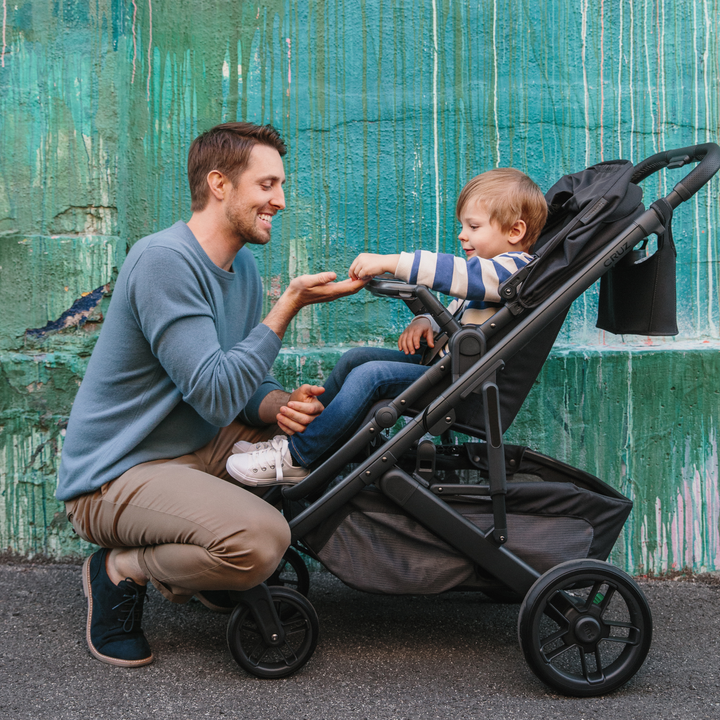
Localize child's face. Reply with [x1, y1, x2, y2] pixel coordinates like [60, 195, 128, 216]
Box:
[458, 200, 523, 260]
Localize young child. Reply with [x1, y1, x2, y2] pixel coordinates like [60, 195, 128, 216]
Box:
[226, 168, 548, 487]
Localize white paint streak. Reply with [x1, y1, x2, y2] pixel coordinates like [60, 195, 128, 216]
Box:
[147, 0, 153, 101]
[703, 0, 711, 147]
[600, 0, 605, 161]
[286, 38, 291, 96]
[702, 0, 716, 333]
[711, 431, 720, 566]
[1, 0, 6, 68]
[643, 0, 658, 152]
[693, 0, 701, 325]
[655, 497, 666, 568]
[221, 48, 230, 122]
[629, 1, 635, 162]
[624, 352, 635, 571]
[685, 472, 695, 566]
[617, 1, 623, 158]
[492, 0, 501, 167]
[659, 0, 667, 191]
[131, 0, 138, 84]
[693, 0, 699, 147]
[581, 0, 590, 166]
[237, 39, 243, 103]
[663, 431, 720, 573]
[432, 0, 440, 252]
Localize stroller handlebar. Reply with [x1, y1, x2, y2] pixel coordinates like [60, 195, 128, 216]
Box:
[631, 142, 720, 209]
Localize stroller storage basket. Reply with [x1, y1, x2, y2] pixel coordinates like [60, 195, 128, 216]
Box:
[301, 446, 632, 595]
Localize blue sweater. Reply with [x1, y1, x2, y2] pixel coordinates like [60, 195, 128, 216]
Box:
[56, 222, 283, 501]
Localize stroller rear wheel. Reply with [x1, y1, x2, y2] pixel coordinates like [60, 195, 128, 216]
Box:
[227, 586, 319, 678]
[517, 559, 652, 697]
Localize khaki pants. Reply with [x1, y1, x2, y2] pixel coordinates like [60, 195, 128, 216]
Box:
[65, 422, 290, 603]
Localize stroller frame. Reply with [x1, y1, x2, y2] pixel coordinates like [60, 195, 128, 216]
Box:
[226, 143, 720, 696]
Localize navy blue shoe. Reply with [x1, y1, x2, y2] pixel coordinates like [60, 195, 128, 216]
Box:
[82, 549, 153, 667]
[193, 590, 236, 614]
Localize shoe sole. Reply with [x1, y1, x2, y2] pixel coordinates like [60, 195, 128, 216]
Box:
[227, 473, 306, 488]
[233, 477, 305, 487]
[226, 464, 306, 488]
[82, 555, 154, 667]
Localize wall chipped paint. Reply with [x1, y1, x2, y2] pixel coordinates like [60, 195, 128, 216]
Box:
[0, 0, 718, 573]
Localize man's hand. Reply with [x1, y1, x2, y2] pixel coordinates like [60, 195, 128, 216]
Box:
[263, 271, 368, 340]
[277, 384, 325, 435]
[349, 253, 400, 280]
[398, 317, 435, 355]
[285, 272, 368, 310]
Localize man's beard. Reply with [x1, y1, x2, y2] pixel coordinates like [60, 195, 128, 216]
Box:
[225, 200, 271, 246]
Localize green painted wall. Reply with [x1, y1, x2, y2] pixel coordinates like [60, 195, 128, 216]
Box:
[0, 0, 718, 574]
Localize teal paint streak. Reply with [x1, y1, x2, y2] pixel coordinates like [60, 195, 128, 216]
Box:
[0, 6, 121, 238]
[0, 0, 718, 566]
[0, 349, 92, 558]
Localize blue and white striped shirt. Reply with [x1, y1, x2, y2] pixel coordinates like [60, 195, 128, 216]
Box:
[394, 249, 533, 327]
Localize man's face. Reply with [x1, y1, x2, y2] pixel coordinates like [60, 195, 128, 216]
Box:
[224, 144, 286, 246]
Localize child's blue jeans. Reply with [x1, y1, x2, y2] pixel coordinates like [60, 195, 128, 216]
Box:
[287, 347, 429, 467]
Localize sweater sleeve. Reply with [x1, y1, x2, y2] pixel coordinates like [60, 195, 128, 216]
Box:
[237, 375, 285, 426]
[126, 247, 282, 427]
[394, 250, 532, 303]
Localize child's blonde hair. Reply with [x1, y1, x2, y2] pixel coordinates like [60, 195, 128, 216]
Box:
[455, 168, 548, 251]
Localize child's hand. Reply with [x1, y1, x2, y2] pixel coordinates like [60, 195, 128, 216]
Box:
[348, 253, 400, 280]
[398, 317, 435, 355]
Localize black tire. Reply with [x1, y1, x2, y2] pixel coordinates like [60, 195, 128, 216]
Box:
[226, 586, 319, 679]
[266, 546, 311, 597]
[517, 559, 652, 697]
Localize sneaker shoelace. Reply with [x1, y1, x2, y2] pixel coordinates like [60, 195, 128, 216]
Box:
[112, 580, 147, 633]
[247, 436, 288, 482]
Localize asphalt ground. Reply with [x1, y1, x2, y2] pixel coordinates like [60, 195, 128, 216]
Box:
[1, 562, 719, 720]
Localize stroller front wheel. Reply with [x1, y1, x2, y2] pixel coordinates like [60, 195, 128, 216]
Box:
[517, 559, 652, 697]
[227, 586, 319, 679]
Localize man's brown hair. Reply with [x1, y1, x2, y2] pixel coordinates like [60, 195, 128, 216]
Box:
[455, 168, 548, 251]
[188, 122, 287, 212]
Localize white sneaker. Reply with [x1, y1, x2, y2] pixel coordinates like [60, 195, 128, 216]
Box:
[232, 439, 275, 454]
[226, 436, 309, 487]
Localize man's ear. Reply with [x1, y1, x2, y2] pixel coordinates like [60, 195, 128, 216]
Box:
[206, 170, 228, 202]
[507, 219, 527, 247]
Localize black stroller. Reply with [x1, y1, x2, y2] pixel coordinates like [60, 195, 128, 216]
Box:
[224, 144, 720, 697]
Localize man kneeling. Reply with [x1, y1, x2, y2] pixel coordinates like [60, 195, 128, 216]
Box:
[58, 122, 366, 666]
